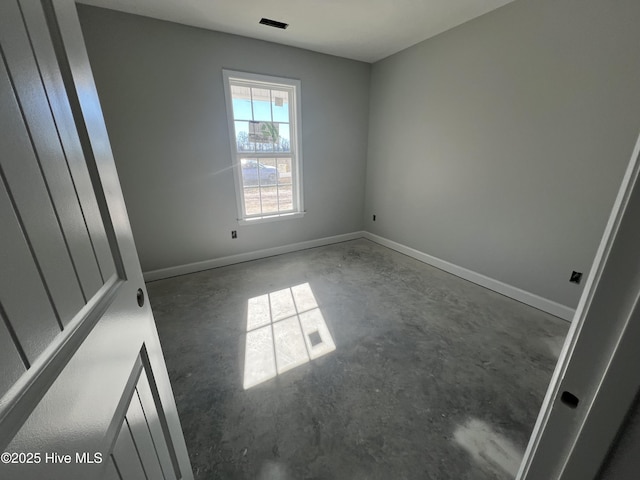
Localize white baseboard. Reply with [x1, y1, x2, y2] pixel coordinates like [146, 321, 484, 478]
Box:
[143, 231, 365, 282]
[144, 229, 574, 321]
[363, 232, 575, 322]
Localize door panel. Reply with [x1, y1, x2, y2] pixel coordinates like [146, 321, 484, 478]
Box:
[0, 0, 103, 304]
[104, 460, 121, 480]
[0, 314, 26, 395]
[0, 168, 60, 364]
[0, 1, 192, 478]
[19, 0, 116, 284]
[108, 352, 180, 480]
[125, 393, 167, 480]
[113, 424, 148, 480]
[137, 366, 179, 480]
[0, 35, 85, 328]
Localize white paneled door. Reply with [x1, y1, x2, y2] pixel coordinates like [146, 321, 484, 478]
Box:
[0, 1, 193, 478]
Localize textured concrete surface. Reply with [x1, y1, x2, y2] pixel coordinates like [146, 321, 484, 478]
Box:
[147, 239, 568, 479]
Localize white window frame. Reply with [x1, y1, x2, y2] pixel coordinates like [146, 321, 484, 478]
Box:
[222, 70, 304, 224]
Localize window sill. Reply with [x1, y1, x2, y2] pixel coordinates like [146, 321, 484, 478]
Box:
[238, 211, 306, 226]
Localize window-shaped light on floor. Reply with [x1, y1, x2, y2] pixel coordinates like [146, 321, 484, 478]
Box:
[243, 283, 335, 389]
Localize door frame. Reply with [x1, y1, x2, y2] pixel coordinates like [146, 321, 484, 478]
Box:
[517, 130, 640, 479]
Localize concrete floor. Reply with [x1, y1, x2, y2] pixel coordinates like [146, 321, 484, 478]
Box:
[147, 239, 568, 480]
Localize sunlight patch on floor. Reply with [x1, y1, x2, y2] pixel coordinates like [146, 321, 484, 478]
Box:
[243, 283, 335, 389]
[453, 418, 523, 478]
[542, 335, 566, 359]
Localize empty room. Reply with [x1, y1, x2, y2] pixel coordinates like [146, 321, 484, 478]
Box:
[1, 0, 640, 479]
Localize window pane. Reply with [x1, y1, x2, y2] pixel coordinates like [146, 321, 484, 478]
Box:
[231, 85, 252, 120]
[260, 186, 279, 214]
[278, 184, 293, 211]
[243, 185, 261, 216]
[252, 88, 272, 121]
[260, 158, 278, 185]
[241, 158, 260, 186]
[256, 140, 274, 153]
[235, 121, 254, 152]
[276, 124, 291, 152]
[271, 90, 289, 123]
[277, 158, 292, 185]
[249, 121, 276, 152]
[241, 158, 278, 186]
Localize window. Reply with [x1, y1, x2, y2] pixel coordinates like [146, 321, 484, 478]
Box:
[223, 70, 304, 223]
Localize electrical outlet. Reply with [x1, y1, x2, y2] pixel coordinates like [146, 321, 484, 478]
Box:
[373, 214, 376, 221]
[231, 230, 237, 239]
[569, 271, 582, 284]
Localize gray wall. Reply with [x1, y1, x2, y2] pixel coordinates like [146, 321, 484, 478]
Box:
[79, 1, 640, 308]
[364, 0, 640, 308]
[78, 5, 370, 273]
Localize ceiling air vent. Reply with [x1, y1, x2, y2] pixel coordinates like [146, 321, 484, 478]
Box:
[259, 18, 288, 29]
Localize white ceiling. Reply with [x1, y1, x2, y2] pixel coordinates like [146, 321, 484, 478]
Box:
[78, 0, 517, 63]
